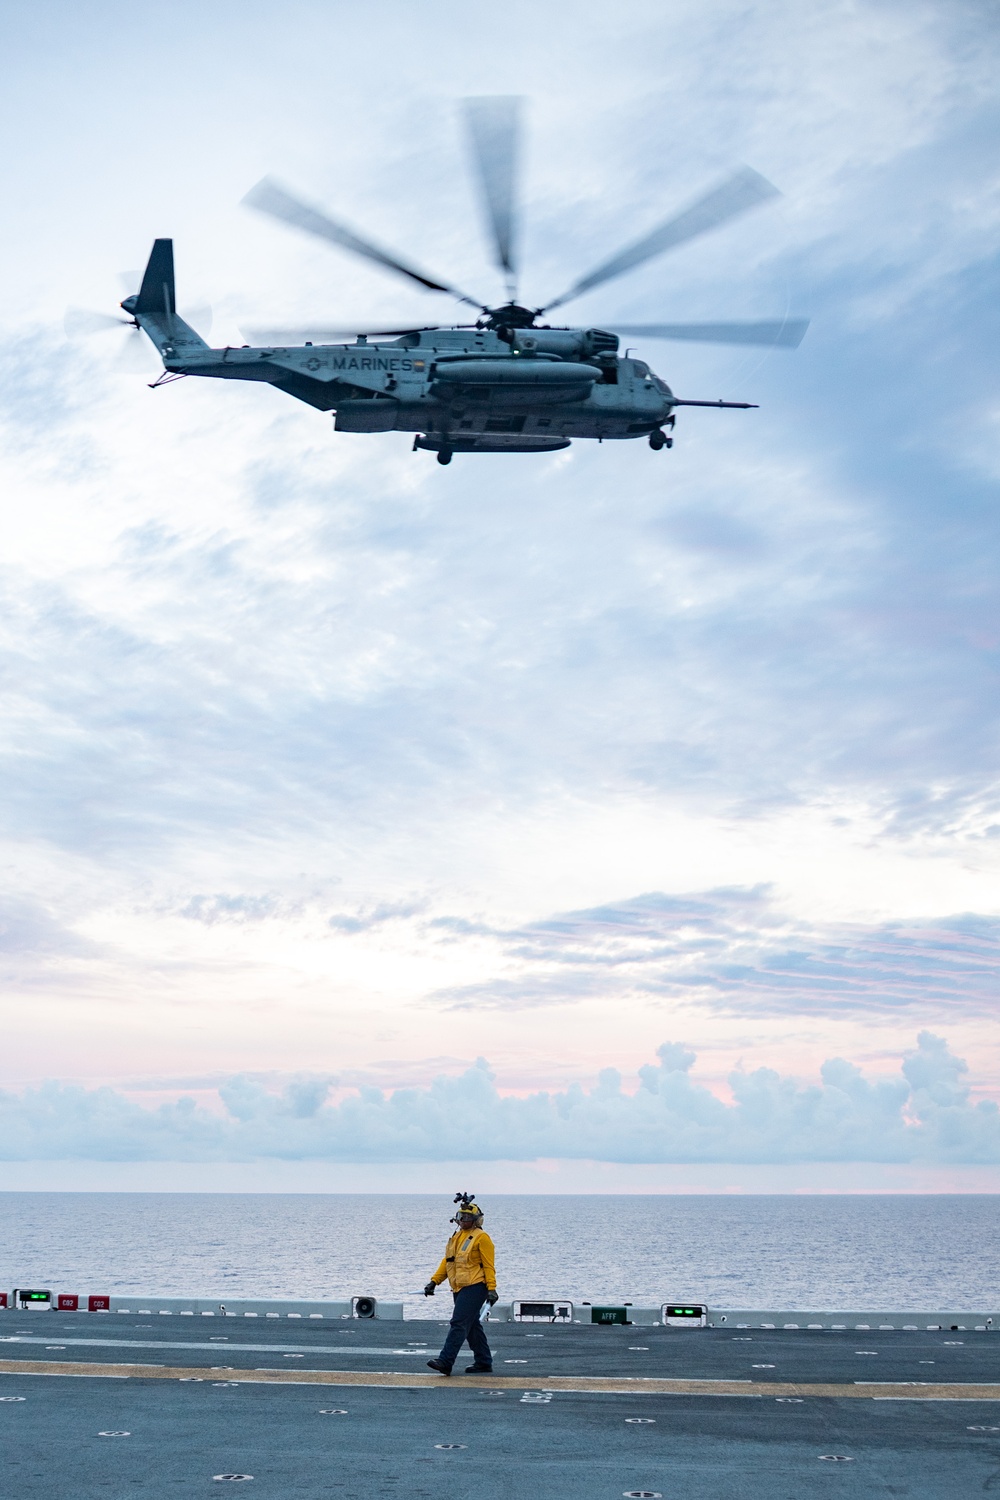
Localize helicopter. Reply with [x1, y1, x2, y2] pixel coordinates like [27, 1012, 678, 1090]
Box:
[118, 98, 808, 465]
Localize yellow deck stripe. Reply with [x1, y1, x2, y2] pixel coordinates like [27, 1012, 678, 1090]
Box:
[0, 1359, 998, 1400]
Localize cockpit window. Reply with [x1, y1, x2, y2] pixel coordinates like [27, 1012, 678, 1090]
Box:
[631, 360, 650, 376]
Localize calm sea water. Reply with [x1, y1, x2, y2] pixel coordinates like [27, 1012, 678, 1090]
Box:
[0, 1194, 996, 1314]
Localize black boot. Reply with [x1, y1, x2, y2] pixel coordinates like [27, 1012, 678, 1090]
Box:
[464, 1363, 493, 1373]
[426, 1358, 452, 1375]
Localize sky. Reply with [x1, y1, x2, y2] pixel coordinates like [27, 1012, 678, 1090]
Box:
[1, 0, 999, 1191]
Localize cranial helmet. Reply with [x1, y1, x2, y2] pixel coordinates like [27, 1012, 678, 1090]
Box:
[453, 1191, 484, 1225]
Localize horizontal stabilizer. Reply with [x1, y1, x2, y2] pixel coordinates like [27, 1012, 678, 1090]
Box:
[134, 239, 175, 318]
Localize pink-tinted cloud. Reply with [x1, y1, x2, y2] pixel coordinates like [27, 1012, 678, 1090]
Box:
[2, 1033, 997, 1164]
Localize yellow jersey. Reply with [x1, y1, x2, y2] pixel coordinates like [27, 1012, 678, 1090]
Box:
[430, 1226, 496, 1292]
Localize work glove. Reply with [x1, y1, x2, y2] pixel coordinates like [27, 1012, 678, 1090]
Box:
[423, 1282, 436, 1296]
[486, 1290, 499, 1306]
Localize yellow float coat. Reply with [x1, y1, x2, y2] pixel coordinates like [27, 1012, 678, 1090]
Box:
[431, 1227, 496, 1292]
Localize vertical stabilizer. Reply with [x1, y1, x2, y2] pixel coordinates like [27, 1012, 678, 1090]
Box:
[124, 238, 209, 357]
[134, 239, 175, 318]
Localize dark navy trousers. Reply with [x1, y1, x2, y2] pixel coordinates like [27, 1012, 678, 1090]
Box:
[438, 1283, 492, 1370]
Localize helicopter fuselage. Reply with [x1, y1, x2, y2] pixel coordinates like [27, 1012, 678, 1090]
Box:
[125, 286, 676, 455]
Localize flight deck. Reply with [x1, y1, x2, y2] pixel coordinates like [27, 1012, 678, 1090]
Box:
[2, 1302, 998, 1498]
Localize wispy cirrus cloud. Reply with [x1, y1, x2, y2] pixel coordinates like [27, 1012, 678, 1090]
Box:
[428, 888, 1000, 1018]
[1, 881, 996, 1031]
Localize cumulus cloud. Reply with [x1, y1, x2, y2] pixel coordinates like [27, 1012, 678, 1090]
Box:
[2, 1034, 997, 1164]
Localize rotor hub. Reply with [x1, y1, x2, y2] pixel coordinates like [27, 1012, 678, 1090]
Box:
[479, 302, 538, 332]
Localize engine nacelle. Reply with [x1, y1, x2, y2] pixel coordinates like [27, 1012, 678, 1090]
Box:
[511, 328, 619, 360]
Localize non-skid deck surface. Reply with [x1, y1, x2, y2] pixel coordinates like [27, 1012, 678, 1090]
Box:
[2, 1313, 998, 1497]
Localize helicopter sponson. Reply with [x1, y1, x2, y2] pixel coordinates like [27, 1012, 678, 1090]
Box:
[114, 98, 807, 464]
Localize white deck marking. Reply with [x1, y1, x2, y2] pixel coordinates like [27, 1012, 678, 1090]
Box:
[0, 1336, 430, 1356]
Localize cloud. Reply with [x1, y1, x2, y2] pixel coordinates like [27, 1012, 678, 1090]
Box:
[428, 887, 1000, 1018]
[327, 900, 427, 934]
[2, 1034, 998, 1164]
[0, 896, 102, 997]
[179, 893, 285, 925]
[0, 1, 999, 1097]
[7, 880, 994, 1039]
[0, 896, 97, 958]
[0, 1, 997, 880]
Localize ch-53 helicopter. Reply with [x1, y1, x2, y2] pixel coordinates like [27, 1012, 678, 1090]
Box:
[114, 98, 808, 464]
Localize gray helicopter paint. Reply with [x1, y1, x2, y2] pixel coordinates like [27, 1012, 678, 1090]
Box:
[124, 291, 680, 448]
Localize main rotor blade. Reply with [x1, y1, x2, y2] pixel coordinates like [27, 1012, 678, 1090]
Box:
[240, 324, 458, 345]
[612, 317, 809, 348]
[243, 177, 483, 310]
[544, 166, 781, 312]
[463, 96, 522, 296]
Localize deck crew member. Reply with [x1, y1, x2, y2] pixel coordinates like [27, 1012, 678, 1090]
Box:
[424, 1196, 498, 1375]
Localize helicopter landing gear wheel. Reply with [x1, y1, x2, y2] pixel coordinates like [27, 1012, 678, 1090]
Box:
[437, 449, 453, 465]
[649, 430, 672, 451]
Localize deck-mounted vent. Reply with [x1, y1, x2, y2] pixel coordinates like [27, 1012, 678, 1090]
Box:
[352, 1296, 377, 1319]
[512, 1300, 574, 1323]
[662, 1304, 707, 1328]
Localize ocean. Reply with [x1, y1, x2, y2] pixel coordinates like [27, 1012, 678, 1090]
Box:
[0, 1193, 995, 1315]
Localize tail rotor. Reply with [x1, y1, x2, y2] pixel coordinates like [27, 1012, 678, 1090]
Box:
[63, 303, 156, 371]
[64, 277, 212, 373]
